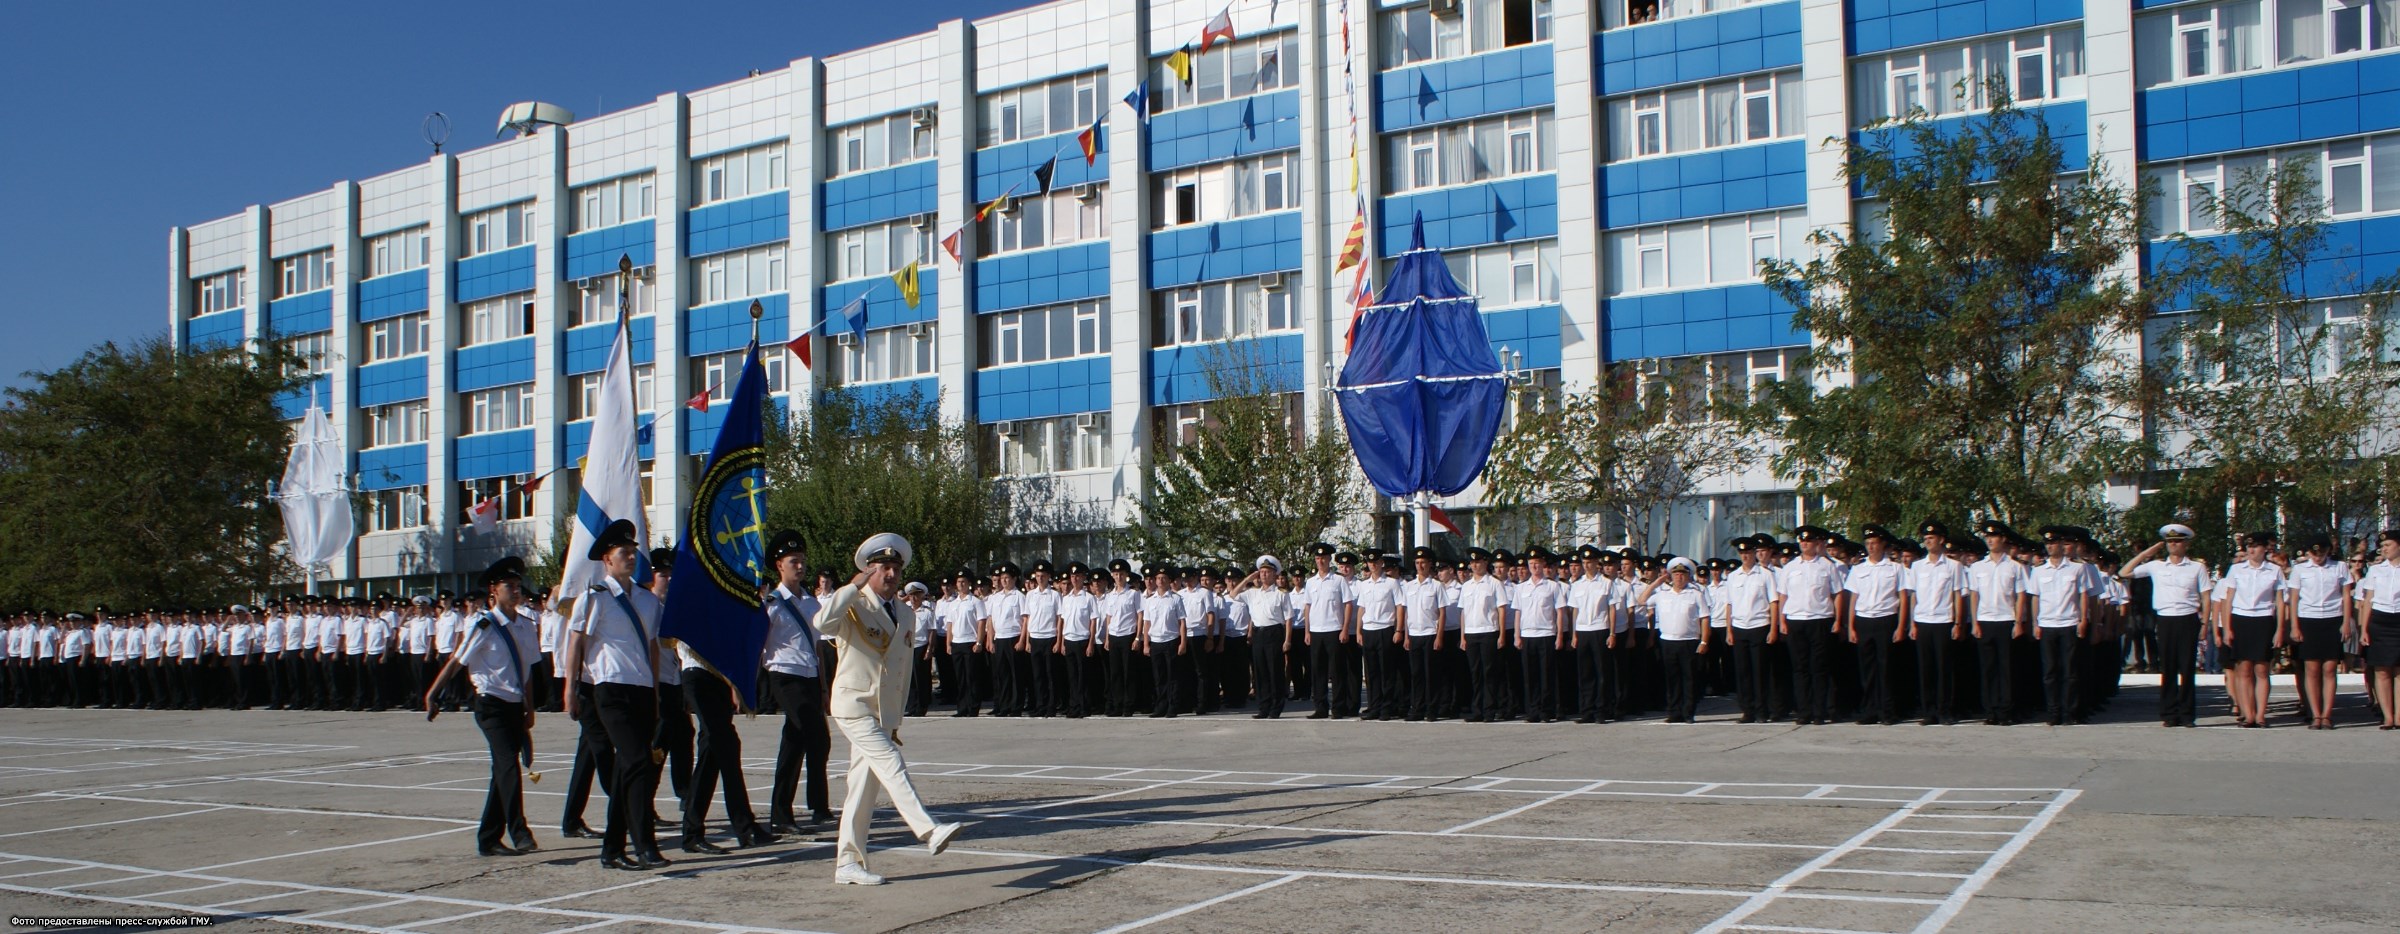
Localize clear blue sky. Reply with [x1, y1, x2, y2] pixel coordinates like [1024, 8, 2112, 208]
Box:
[0, 0, 1025, 391]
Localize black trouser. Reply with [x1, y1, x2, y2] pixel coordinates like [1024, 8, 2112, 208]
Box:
[1974, 622, 2016, 720]
[62, 659, 85, 708]
[2038, 628, 2080, 720]
[1026, 636, 1057, 715]
[765, 671, 829, 824]
[1251, 628, 1286, 716]
[1852, 615, 1900, 722]
[592, 682, 661, 859]
[1660, 639, 1700, 720]
[1572, 632, 1613, 719]
[907, 645, 934, 716]
[682, 670, 760, 843]
[1189, 640, 1217, 713]
[989, 640, 1021, 715]
[530, 657, 557, 711]
[1218, 635, 1250, 708]
[1308, 633, 1350, 716]
[948, 643, 981, 714]
[1405, 634, 1439, 719]
[473, 694, 532, 850]
[1519, 635, 1558, 720]
[1361, 630, 1400, 717]
[1464, 632, 1502, 719]
[2155, 614, 2201, 722]
[565, 683, 612, 830]
[1148, 642, 1181, 716]
[1060, 638, 1091, 715]
[656, 682, 694, 804]
[1729, 626, 1776, 719]
[1783, 618, 1835, 720]
[264, 652, 287, 707]
[1914, 623, 1957, 721]
[1106, 635, 1138, 715]
[225, 659, 249, 708]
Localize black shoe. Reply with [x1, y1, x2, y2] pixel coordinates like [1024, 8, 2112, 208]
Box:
[1921, 716, 1939, 726]
[511, 837, 539, 852]
[2044, 714, 2062, 726]
[1737, 714, 1758, 724]
[477, 843, 525, 857]
[562, 823, 598, 839]
[768, 821, 803, 837]
[737, 826, 781, 848]
[809, 811, 835, 826]
[1855, 716, 1879, 725]
[681, 840, 731, 855]
[634, 851, 673, 870]
[1306, 712, 1329, 719]
[600, 855, 643, 871]
[1252, 712, 1269, 719]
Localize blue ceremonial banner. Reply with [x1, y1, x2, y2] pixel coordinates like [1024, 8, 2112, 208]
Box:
[1333, 214, 1508, 498]
[659, 341, 771, 710]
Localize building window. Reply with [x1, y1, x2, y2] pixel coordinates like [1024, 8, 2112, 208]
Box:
[1151, 154, 1301, 228]
[279, 332, 333, 380]
[1150, 279, 1298, 348]
[1853, 26, 2086, 125]
[367, 401, 430, 447]
[1605, 208, 1808, 296]
[977, 300, 1107, 368]
[367, 486, 429, 532]
[275, 249, 335, 299]
[193, 270, 245, 317]
[1603, 0, 1773, 30]
[2142, 133, 2400, 238]
[459, 477, 535, 521]
[983, 414, 1114, 477]
[463, 384, 534, 434]
[1403, 240, 1562, 307]
[1384, 0, 1554, 67]
[1154, 31, 1302, 112]
[1626, 348, 1801, 422]
[693, 351, 784, 401]
[837, 323, 940, 385]
[1149, 395, 1304, 455]
[2136, 0, 2397, 90]
[829, 109, 938, 177]
[1384, 111, 1558, 193]
[977, 71, 1110, 148]
[693, 142, 788, 207]
[571, 173, 656, 233]
[364, 313, 429, 363]
[458, 293, 535, 347]
[569, 273, 653, 327]
[1604, 70, 1801, 163]
[462, 202, 537, 258]
[980, 186, 1107, 255]
[366, 228, 430, 278]
[692, 245, 787, 305]
[833, 219, 936, 281]
[568, 365, 657, 420]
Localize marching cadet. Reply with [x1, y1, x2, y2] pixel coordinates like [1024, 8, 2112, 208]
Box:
[1775, 527, 1846, 725]
[1512, 547, 1567, 723]
[2356, 530, 2400, 730]
[1101, 560, 1142, 717]
[1637, 557, 1712, 723]
[1351, 553, 1402, 719]
[1965, 522, 2030, 725]
[647, 549, 693, 819]
[423, 556, 542, 857]
[946, 569, 986, 716]
[677, 584, 780, 854]
[1300, 543, 1356, 719]
[2028, 526, 2101, 725]
[1400, 547, 1446, 721]
[1023, 561, 1062, 718]
[1565, 545, 1616, 723]
[905, 581, 939, 718]
[2285, 536, 2355, 730]
[1057, 565, 1099, 717]
[562, 519, 672, 871]
[1907, 522, 1971, 725]
[1230, 556, 1293, 719]
[2121, 523, 2212, 727]
[824, 533, 965, 886]
[2215, 531, 2285, 728]
[533, 594, 563, 712]
[1843, 525, 1908, 725]
[984, 562, 1026, 717]
[1719, 536, 1782, 723]
[1139, 563, 1186, 718]
[761, 531, 833, 835]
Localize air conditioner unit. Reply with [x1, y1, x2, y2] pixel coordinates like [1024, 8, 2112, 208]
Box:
[910, 106, 938, 129]
[1259, 271, 1286, 291]
[1074, 411, 1099, 429]
[1074, 184, 1099, 203]
[995, 420, 1018, 437]
[835, 331, 859, 347]
[909, 213, 932, 230]
[905, 321, 929, 338]
[998, 198, 1022, 216]
[1429, 0, 1462, 17]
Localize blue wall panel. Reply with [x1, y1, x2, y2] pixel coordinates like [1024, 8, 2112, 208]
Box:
[1601, 141, 1807, 228]
[561, 315, 658, 375]
[1602, 283, 1803, 361]
[822, 272, 941, 332]
[824, 160, 940, 232]
[358, 444, 427, 490]
[1147, 212, 1304, 288]
[355, 357, 429, 407]
[975, 132, 1112, 202]
[562, 222, 657, 281]
[1378, 175, 1559, 253]
[265, 290, 332, 336]
[454, 245, 537, 303]
[183, 311, 245, 352]
[685, 192, 791, 258]
[976, 356, 1111, 423]
[685, 293, 790, 358]
[1146, 91, 1302, 173]
[823, 377, 937, 417]
[2145, 214, 2400, 310]
[1379, 45, 1557, 132]
[2139, 55, 2400, 161]
[357, 269, 429, 323]
[1481, 304, 1565, 371]
[452, 337, 536, 393]
[453, 429, 534, 481]
[1598, 1, 1803, 96]
[1852, 101, 2088, 196]
[273, 375, 333, 420]
[1149, 334, 1303, 406]
[974, 242, 1110, 312]
[562, 417, 658, 464]
[1847, 0, 2083, 57]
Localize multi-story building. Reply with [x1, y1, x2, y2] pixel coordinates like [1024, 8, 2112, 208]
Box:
[168, 0, 2400, 591]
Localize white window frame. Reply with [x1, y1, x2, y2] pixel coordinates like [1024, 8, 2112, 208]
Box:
[1385, 0, 1557, 67]
[364, 313, 430, 363]
[366, 228, 429, 278]
[194, 270, 245, 317]
[1605, 71, 1801, 165]
[692, 143, 788, 207]
[691, 245, 788, 305]
[571, 174, 656, 233]
[1607, 209, 1808, 297]
[367, 401, 430, 447]
[275, 250, 335, 299]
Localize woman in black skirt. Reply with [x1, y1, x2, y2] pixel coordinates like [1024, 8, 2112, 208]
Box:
[2356, 531, 2400, 730]
[2212, 533, 2285, 728]
[2283, 538, 2355, 729]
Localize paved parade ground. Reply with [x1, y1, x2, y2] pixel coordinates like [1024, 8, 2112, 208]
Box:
[0, 687, 2394, 933]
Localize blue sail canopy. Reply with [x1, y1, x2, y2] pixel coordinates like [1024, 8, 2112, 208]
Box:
[1333, 218, 1508, 499]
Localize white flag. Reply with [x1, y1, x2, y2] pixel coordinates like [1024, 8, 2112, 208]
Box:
[468, 497, 500, 536]
[277, 396, 355, 568]
[555, 313, 650, 609]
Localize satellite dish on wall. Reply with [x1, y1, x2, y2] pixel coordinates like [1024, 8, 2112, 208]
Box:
[422, 112, 451, 154]
[497, 101, 575, 139]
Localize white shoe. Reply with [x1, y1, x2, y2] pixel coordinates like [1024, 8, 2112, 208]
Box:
[925, 822, 964, 856]
[834, 863, 885, 886]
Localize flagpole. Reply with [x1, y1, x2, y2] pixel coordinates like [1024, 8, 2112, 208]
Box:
[749, 298, 762, 345]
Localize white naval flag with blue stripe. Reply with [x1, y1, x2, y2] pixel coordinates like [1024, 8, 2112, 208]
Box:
[555, 309, 650, 608]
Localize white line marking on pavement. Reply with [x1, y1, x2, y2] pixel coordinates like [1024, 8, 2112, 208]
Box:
[0, 806, 228, 839]
[1696, 787, 1947, 934]
[1437, 780, 1611, 834]
[1909, 790, 2081, 934]
[1091, 873, 1306, 934]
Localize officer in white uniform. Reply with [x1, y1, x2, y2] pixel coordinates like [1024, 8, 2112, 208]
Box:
[423, 557, 541, 856]
[1099, 560, 1142, 716]
[1907, 522, 1971, 725]
[2121, 523, 2212, 727]
[1843, 525, 1909, 725]
[1775, 526, 1846, 725]
[826, 533, 964, 886]
[2356, 530, 2400, 730]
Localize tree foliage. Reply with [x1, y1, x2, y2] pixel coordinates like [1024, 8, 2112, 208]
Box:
[762, 388, 1005, 582]
[1485, 366, 1765, 553]
[1116, 343, 1359, 567]
[1741, 93, 2151, 532]
[0, 338, 300, 608]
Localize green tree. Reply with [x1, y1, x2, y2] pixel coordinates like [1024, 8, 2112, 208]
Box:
[762, 388, 1004, 582]
[0, 337, 300, 607]
[1116, 342, 1358, 567]
[1485, 364, 1764, 553]
[2134, 156, 2400, 549]
[1741, 92, 2152, 533]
